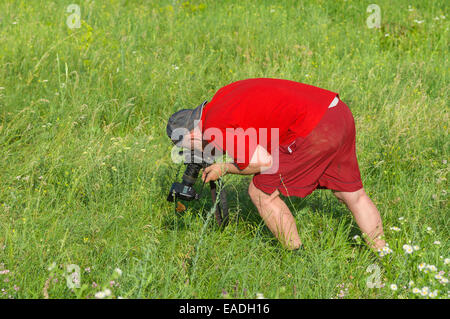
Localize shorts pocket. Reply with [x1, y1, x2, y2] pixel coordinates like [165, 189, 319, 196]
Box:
[279, 136, 305, 155]
[280, 142, 294, 154]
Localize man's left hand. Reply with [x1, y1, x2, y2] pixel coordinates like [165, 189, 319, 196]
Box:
[202, 163, 227, 183]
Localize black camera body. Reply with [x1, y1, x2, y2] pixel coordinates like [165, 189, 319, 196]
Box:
[166, 148, 229, 226]
[167, 150, 212, 202]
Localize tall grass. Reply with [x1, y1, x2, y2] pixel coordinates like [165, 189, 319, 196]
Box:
[0, 0, 448, 298]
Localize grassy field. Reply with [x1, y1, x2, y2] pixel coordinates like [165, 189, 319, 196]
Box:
[0, 0, 448, 299]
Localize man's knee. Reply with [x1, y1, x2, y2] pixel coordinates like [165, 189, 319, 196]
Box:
[248, 181, 258, 199]
[248, 181, 280, 204]
[333, 188, 366, 205]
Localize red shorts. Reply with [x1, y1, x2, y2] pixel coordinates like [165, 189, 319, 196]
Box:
[252, 99, 363, 197]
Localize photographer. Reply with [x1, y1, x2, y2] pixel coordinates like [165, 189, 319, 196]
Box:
[167, 78, 386, 252]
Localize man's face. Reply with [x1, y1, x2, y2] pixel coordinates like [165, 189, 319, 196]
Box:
[179, 128, 204, 152]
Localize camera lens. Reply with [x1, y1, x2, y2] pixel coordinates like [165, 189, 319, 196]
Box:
[182, 163, 202, 187]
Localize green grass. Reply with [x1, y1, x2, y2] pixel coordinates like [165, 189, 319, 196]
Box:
[0, 0, 448, 299]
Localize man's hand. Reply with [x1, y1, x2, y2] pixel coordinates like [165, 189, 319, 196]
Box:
[202, 163, 227, 183]
[201, 144, 274, 183]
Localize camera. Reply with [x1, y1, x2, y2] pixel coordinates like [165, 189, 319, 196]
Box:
[166, 149, 229, 226]
[167, 150, 212, 202]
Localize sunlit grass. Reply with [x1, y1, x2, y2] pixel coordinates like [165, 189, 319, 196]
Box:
[0, 0, 448, 299]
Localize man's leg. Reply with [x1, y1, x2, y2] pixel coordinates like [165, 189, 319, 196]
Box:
[248, 180, 302, 250]
[333, 188, 385, 249]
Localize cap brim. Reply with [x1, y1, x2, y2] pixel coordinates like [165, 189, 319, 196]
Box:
[187, 100, 207, 130]
[166, 100, 208, 143]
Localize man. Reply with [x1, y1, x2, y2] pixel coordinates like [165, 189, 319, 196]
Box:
[166, 78, 385, 251]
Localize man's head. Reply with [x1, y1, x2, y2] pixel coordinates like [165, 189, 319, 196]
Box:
[166, 100, 208, 150]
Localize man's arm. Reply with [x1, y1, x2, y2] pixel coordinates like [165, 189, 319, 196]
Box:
[202, 145, 273, 182]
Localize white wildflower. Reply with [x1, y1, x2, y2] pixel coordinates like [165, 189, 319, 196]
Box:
[95, 291, 106, 299]
[47, 262, 57, 271]
[420, 287, 429, 296]
[427, 265, 437, 272]
[403, 244, 413, 254]
[378, 245, 393, 257]
[390, 284, 398, 291]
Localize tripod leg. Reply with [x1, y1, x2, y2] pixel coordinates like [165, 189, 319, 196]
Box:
[218, 180, 229, 226]
[210, 181, 223, 225]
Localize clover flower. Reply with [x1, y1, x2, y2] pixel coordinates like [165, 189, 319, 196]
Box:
[337, 290, 347, 298]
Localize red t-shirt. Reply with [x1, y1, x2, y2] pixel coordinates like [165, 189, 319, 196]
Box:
[200, 78, 338, 170]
